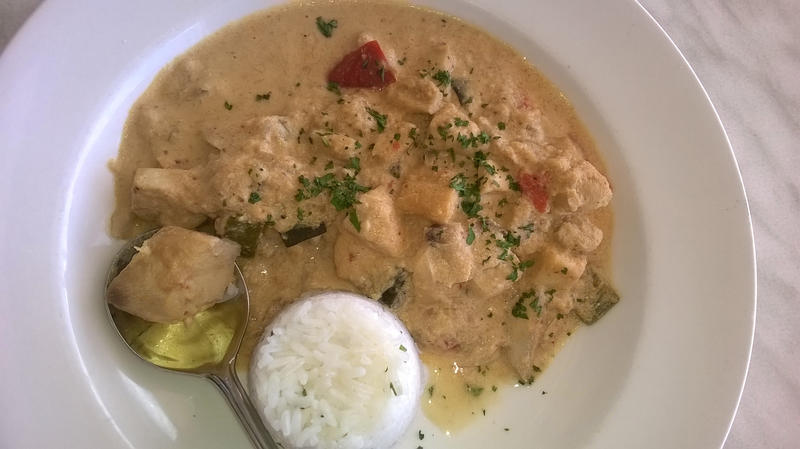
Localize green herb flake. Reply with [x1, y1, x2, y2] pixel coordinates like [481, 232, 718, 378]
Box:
[561, 267, 568, 274]
[324, 160, 334, 170]
[389, 382, 398, 396]
[497, 121, 506, 130]
[432, 70, 451, 88]
[393, 132, 401, 141]
[348, 209, 361, 232]
[315, 16, 338, 37]
[454, 117, 469, 127]
[296, 208, 305, 221]
[428, 385, 435, 397]
[399, 344, 407, 352]
[466, 224, 475, 245]
[346, 156, 361, 174]
[366, 107, 387, 132]
[354, 141, 362, 150]
[466, 384, 484, 397]
[224, 101, 233, 110]
[248, 192, 261, 204]
[255, 92, 272, 101]
[326, 82, 342, 96]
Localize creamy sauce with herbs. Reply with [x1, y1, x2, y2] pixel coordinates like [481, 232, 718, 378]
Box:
[110, 0, 616, 430]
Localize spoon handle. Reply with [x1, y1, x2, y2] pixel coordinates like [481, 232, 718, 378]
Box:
[208, 363, 279, 449]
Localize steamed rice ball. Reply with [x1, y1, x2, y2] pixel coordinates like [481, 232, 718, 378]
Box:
[248, 292, 423, 449]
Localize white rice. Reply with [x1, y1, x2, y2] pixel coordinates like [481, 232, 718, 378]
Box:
[248, 292, 422, 449]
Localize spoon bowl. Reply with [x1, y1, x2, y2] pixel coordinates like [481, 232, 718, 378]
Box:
[104, 229, 278, 449]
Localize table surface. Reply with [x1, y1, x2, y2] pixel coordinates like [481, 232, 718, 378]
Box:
[2, 0, 798, 448]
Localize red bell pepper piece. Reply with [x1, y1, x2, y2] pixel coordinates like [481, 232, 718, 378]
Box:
[328, 40, 396, 89]
[519, 172, 549, 213]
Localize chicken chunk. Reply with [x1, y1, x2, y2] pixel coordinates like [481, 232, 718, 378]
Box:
[107, 226, 241, 323]
[131, 168, 211, 228]
[532, 244, 587, 290]
[343, 186, 404, 257]
[396, 170, 458, 223]
[413, 223, 473, 288]
[556, 215, 603, 253]
[386, 77, 444, 114]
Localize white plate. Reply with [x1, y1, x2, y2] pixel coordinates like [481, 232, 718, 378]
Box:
[0, 0, 755, 448]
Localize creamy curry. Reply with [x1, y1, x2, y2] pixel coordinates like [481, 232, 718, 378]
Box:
[110, 0, 618, 429]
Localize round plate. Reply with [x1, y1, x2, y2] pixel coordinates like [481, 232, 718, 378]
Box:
[0, 0, 755, 448]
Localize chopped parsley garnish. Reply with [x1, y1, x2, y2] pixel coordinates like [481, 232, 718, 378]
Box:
[324, 160, 334, 170]
[295, 173, 370, 211]
[326, 82, 342, 95]
[389, 382, 398, 396]
[398, 56, 407, 66]
[354, 141, 362, 150]
[315, 17, 338, 37]
[399, 344, 407, 352]
[507, 259, 534, 282]
[466, 384, 484, 397]
[519, 223, 535, 235]
[366, 107, 387, 132]
[497, 121, 506, 130]
[454, 117, 469, 127]
[224, 101, 233, 110]
[346, 156, 361, 174]
[561, 267, 568, 274]
[296, 207, 305, 221]
[248, 192, 261, 204]
[472, 151, 496, 174]
[437, 123, 453, 141]
[432, 69, 451, 88]
[506, 174, 521, 191]
[255, 92, 271, 101]
[511, 297, 528, 319]
[348, 209, 361, 232]
[466, 224, 475, 245]
[393, 132, 401, 141]
[449, 173, 484, 218]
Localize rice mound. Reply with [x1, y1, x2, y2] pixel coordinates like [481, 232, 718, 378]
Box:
[248, 292, 422, 449]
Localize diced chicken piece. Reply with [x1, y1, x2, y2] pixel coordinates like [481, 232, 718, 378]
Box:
[371, 122, 416, 164]
[159, 58, 211, 101]
[413, 223, 473, 288]
[500, 200, 551, 257]
[546, 157, 612, 213]
[504, 307, 552, 381]
[333, 230, 402, 297]
[343, 186, 404, 257]
[313, 131, 359, 160]
[428, 42, 457, 74]
[427, 103, 480, 152]
[480, 162, 512, 194]
[107, 226, 241, 323]
[137, 105, 212, 169]
[467, 233, 513, 297]
[396, 170, 458, 223]
[335, 96, 379, 136]
[204, 116, 294, 155]
[556, 215, 604, 253]
[532, 244, 587, 289]
[386, 77, 444, 114]
[131, 168, 211, 228]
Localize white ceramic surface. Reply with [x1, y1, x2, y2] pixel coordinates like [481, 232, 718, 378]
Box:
[0, 1, 755, 448]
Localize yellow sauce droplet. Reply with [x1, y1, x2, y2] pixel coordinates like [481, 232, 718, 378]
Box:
[112, 299, 243, 370]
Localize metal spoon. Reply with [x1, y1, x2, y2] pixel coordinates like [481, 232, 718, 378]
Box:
[104, 229, 279, 449]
